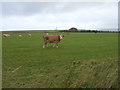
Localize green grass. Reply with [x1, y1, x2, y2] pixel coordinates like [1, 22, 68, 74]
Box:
[2, 32, 118, 88]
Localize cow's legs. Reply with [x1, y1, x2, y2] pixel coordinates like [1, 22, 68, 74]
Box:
[53, 42, 58, 48]
[46, 43, 48, 47]
[56, 43, 58, 48]
[53, 43, 55, 47]
[43, 42, 47, 48]
[43, 44, 45, 48]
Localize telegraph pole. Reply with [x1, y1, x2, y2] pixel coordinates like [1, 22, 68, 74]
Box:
[56, 27, 57, 31]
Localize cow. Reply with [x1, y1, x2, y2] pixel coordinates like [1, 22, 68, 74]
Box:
[18, 35, 22, 37]
[3, 34, 11, 38]
[43, 35, 64, 48]
[28, 34, 32, 37]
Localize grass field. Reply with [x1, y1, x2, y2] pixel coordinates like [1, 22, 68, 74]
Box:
[2, 32, 118, 88]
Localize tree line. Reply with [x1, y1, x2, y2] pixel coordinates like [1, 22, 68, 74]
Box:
[59, 30, 119, 33]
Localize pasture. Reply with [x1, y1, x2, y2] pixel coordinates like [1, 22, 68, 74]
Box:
[2, 32, 118, 88]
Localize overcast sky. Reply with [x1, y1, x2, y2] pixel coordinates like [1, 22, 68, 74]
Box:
[2, 2, 118, 31]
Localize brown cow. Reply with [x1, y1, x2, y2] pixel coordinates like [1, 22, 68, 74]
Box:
[3, 34, 11, 38]
[18, 35, 22, 37]
[43, 35, 64, 48]
[28, 34, 32, 37]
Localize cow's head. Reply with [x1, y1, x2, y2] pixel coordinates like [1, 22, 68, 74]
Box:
[60, 35, 64, 40]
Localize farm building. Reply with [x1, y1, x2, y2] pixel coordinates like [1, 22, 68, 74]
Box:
[69, 27, 78, 32]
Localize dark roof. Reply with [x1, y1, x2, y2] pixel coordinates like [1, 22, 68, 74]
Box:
[69, 27, 78, 31]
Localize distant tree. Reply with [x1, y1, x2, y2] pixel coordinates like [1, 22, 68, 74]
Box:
[95, 30, 97, 33]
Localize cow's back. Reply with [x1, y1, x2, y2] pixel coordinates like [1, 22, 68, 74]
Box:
[43, 35, 60, 42]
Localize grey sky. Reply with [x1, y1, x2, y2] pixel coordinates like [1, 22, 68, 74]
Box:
[2, 2, 118, 31]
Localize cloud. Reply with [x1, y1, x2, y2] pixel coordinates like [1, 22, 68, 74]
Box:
[2, 2, 118, 31]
